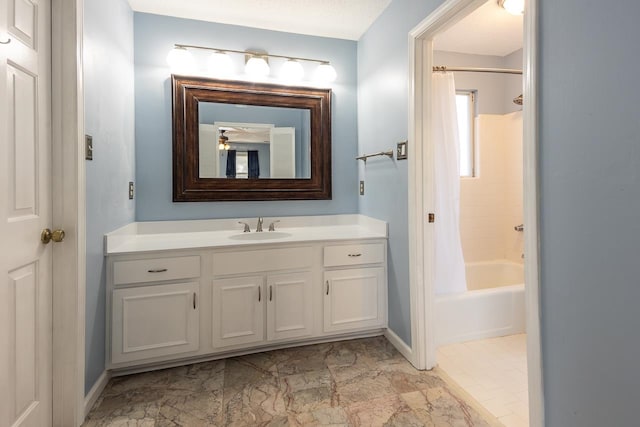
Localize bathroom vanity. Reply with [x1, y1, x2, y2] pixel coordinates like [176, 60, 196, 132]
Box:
[104, 215, 387, 372]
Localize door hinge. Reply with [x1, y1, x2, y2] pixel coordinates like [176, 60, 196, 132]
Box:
[428, 213, 435, 223]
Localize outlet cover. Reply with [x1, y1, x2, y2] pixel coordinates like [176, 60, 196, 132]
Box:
[359, 180, 365, 196]
[128, 182, 134, 199]
[85, 135, 93, 160]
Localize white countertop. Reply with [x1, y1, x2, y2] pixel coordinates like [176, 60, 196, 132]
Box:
[105, 214, 387, 255]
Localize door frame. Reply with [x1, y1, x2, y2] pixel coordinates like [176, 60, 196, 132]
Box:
[51, 0, 86, 425]
[407, 0, 544, 426]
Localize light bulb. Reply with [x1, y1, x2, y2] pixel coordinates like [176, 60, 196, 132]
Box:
[166, 46, 195, 74]
[499, 0, 524, 15]
[314, 63, 337, 83]
[208, 51, 234, 77]
[224, 144, 231, 150]
[245, 56, 270, 78]
[218, 142, 226, 150]
[281, 59, 304, 82]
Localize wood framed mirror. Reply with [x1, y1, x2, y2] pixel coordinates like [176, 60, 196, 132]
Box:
[172, 75, 332, 201]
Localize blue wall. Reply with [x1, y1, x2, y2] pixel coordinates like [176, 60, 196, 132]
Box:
[358, 0, 442, 346]
[134, 13, 358, 220]
[83, 0, 135, 393]
[539, 0, 640, 424]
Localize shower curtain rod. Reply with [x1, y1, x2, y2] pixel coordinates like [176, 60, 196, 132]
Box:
[432, 66, 522, 75]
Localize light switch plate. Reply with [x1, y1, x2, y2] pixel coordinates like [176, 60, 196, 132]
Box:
[359, 180, 365, 196]
[396, 140, 407, 160]
[85, 135, 93, 160]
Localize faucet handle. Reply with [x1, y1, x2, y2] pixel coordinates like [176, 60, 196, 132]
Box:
[268, 220, 280, 231]
[238, 221, 251, 232]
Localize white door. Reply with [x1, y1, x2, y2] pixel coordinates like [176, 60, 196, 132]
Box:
[323, 267, 386, 333]
[266, 272, 313, 341]
[212, 276, 265, 348]
[269, 127, 295, 178]
[0, 0, 53, 426]
[111, 282, 200, 365]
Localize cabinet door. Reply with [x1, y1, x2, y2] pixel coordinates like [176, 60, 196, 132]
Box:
[112, 282, 199, 364]
[324, 267, 386, 333]
[267, 272, 313, 341]
[212, 276, 264, 348]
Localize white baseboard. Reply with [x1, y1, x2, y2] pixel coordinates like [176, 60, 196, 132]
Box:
[384, 328, 414, 365]
[84, 370, 111, 419]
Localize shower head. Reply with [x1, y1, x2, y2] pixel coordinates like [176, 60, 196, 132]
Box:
[513, 94, 523, 105]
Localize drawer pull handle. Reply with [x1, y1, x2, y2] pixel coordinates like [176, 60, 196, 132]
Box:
[269, 285, 273, 301]
[326, 280, 330, 295]
[258, 287, 261, 302]
[148, 268, 168, 273]
[193, 292, 197, 309]
[348, 253, 362, 257]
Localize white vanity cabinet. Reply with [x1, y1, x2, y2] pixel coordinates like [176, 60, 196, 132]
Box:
[266, 272, 313, 341]
[211, 247, 314, 350]
[323, 244, 387, 333]
[109, 255, 202, 365]
[211, 276, 264, 348]
[112, 282, 200, 364]
[105, 215, 388, 372]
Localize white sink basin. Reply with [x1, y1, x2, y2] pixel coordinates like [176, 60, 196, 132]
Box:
[228, 231, 292, 241]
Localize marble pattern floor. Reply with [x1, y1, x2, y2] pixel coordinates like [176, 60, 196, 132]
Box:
[84, 336, 501, 426]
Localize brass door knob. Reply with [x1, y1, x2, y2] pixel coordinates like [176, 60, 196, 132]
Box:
[41, 228, 65, 244]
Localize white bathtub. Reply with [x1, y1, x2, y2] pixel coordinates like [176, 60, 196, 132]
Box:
[435, 260, 525, 346]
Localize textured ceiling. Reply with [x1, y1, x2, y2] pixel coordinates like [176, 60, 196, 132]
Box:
[434, 0, 523, 57]
[127, 0, 392, 41]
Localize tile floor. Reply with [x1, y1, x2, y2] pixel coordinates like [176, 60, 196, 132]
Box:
[85, 336, 501, 426]
[437, 334, 529, 427]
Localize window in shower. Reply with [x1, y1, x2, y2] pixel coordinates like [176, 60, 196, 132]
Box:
[456, 90, 476, 177]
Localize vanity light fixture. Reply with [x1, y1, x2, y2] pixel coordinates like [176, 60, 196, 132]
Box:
[166, 46, 196, 74]
[245, 55, 270, 78]
[208, 51, 234, 77]
[314, 63, 338, 83]
[168, 43, 337, 83]
[281, 59, 305, 82]
[498, 0, 524, 15]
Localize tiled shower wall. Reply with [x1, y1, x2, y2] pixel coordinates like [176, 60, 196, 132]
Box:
[459, 112, 523, 264]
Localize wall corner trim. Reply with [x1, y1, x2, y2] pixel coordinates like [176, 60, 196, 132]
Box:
[84, 370, 111, 419]
[384, 328, 414, 365]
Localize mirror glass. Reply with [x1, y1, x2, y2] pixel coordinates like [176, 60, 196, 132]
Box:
[198, 103, 311, 179]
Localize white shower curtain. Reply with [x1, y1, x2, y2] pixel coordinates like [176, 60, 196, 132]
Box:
[432, 72, 467, 295]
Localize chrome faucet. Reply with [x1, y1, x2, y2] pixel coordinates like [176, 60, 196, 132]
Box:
[514, 224, 524, 232]
[238, 221, 251, 233]
[268, 220, 280, 231]
[256, 217, 264, 232]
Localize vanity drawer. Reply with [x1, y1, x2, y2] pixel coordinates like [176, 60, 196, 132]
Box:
[213, 247, 313, 276]
[324, 243, 384, 267]
[113, 256, 201, 285]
